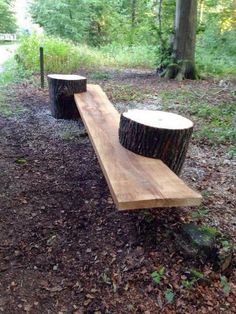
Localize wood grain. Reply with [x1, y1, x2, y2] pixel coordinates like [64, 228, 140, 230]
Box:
[74, 85, 202, 210]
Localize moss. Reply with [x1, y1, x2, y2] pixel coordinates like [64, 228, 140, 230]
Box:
[160, 60, 199, 80]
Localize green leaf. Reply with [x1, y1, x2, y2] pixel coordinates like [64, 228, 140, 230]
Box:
[190, 269, 204, 280]
[151, 266, 165, 284]
[151, 271, 161, 284]
[15, 158, 27, 165]
[159, 266, 165, 276]
[165, 289, 174, 303]
[191, 207, 209, 219]
[181, 279, 192, 289]
[220, 275, 230, 295]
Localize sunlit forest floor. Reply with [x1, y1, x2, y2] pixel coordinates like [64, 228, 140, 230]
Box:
[0, 69, 235, 313]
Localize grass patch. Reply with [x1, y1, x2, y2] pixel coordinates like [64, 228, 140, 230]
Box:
[0, 57, 32, 86]
[190, 102, 236, 144]
[196, 46, 236, 76]
[15, 34, 156, 75]
[159, 87, 236, 150]
[0, 91, 24, 117]
[60, 129, 78, 141]
[196, 29, 236, 76]
[90, 71, 112, 81]
[104, 84, 152, 102]
[59, 128, 87, 141]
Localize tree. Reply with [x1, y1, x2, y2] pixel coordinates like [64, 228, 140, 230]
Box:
[0, 0, 17, 33]
[158, 0, 198, 80]
[30, 0, 158, 46]
[30, 0, 115, 45]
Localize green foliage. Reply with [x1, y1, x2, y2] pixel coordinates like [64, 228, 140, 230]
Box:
[15, 34, 157, 74]
[27, 0, 236, 76]
[228, 146, 236, 158]
[196, 29, 236, 75]
[30, 0, 159, 46]
[99, 272, 111, 285]
[0, 57, 32, 86]
[190, 102, 236, 144]
[15, 158, 27, 165]
[191, 207, 209, 220]
[60, 130, 78, 141]
[220, 275, 231, 295]
[0, 0, 17, 33]
[90, 71, 112, 80]
[151, 266, 165, 284]
[0, 91, 24, 117]
[100, 44, 157, 68]
[159, 88, 236, 147]
[15, 34, 86, 73]
[164, 289, 174, 303]
[181, 269, 205, 289]
[196, 0, 236, 75]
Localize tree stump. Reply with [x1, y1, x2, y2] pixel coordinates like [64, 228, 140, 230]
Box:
[48, 74, 87, 119]
[119, 110, 193, 175]
[173, 223, 233, 272]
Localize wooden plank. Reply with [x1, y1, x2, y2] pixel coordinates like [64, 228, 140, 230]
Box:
[74, 85, 202, 210]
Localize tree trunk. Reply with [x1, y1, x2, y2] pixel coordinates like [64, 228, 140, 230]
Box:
[158, 0, 198, 80]
[119, 110, 193, 175]
[130, 0, 137, 44]
[174, 0, 197, 62]
[131, 0, 137, 28]
[48, 74, 87, 119]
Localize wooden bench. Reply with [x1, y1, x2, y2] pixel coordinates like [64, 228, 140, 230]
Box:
[74, 84, 202, 210]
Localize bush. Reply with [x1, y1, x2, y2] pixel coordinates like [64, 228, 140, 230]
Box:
[15, 34, 98, 73]
[11, 31, 236, 77]
[15, 34, 157, 74]
[196, 28, 236, 76]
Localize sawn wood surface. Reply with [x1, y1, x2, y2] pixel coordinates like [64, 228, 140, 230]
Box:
[74, 84, 202, 210]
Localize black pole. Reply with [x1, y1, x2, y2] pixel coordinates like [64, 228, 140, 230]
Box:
[40, 47, 44, 88]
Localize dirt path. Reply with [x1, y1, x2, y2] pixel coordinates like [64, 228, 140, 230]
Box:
[0, 72, 235, 313]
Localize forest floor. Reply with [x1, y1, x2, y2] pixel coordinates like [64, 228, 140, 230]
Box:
[0, 69, 235, 314]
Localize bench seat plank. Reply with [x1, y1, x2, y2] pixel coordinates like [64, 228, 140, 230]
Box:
[74, 85, 202, 210]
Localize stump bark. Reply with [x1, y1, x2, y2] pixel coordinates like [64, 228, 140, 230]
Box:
[173, 223, 233, 272]
[119, 110, 193, 175]
[48, 74, 87, 119]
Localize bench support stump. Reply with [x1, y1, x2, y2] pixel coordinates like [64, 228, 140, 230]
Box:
[48, 74, 87, 119]
[119, 110, 193, 175]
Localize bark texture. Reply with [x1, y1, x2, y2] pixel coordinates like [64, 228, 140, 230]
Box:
[119, 112, 193, 175]
[157, 0, 198, 80]
[48, 74, 87, 119]
[173, 0, 198, 62]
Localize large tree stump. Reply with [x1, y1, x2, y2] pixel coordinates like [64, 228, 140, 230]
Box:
[119, 110, 193, 175]
[48, 74, 87, 119]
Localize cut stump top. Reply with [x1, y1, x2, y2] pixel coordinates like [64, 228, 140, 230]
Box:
[123, 109, 193, 130]
[47, 74, 86, 81]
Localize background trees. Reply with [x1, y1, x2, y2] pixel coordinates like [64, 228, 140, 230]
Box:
[0, 0, 17, 33]
[27, 0, 236, 76]
[29, 0, 235, 48]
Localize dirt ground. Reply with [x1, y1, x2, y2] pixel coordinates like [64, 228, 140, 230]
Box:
[0, 70, 235, 313]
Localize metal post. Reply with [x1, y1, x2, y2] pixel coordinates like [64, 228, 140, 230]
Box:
[40, 47, 44, 89]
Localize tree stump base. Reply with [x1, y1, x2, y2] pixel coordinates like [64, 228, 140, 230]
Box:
[173, 223, 233, 272]
[48, 74, 87, 120]
[160, 61, 198, 80]
[119, 110, 193, 175]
